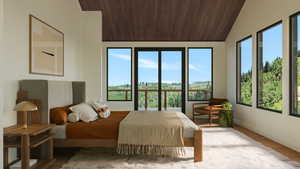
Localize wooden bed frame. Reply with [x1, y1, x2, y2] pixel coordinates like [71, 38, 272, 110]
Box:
[54, 129, 203, 162]
[17, 90, 203, 162]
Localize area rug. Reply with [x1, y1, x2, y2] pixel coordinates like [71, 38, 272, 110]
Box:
[60, 128, 300, 169]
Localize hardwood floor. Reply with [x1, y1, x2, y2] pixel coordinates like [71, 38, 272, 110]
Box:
[233, 124, 300, 163]
[49, 148, 81, 169]
[48, 124, 300, 169]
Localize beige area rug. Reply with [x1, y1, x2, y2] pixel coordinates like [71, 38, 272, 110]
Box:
[60, 128, 300, 169]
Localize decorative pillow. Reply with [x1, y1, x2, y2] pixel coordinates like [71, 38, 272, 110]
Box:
[68, 112, 80, 123]
[69, 103, 98, 123]
[90, 101, 111, 118]
[90, 101, 108, 112]
[50, 108, 68, 125]
[99, 109, 111, 118]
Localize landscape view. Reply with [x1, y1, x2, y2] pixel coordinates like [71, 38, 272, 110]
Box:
[108, 48, 212, 110]
[108, 81, 212, 109]
[240, 22, 300, 114]
[240, 57, 283, 111]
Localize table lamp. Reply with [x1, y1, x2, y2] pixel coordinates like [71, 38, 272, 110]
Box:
[14, 101, 38, 129]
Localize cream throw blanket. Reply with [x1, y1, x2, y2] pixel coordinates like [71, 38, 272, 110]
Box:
[117, 111, 185, 157]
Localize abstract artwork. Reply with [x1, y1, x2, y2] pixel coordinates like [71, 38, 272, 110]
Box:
[29, 15, 64, 76]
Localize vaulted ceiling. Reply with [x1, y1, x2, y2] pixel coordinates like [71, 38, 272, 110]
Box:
[78, 0, 245, 41]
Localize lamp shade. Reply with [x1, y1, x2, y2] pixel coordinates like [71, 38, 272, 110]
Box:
[14, 101, 38, 112]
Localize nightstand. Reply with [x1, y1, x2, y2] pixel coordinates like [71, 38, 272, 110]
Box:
[3, 124, 56, 169]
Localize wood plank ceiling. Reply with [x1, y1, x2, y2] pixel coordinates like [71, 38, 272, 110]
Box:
[78, 0, 245, 41]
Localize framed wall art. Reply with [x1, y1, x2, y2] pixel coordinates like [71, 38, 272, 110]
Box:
[29, 15, 64, 76]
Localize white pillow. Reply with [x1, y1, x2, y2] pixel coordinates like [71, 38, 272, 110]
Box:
[68, 112, 80, 123]
[69, 103, 98, 123]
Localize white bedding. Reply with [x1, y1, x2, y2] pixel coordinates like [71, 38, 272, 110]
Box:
[52, 124, 67, 139]
[52, 111, 199, 139]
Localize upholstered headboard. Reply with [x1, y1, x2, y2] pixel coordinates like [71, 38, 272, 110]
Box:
[19, 80, 86, 124]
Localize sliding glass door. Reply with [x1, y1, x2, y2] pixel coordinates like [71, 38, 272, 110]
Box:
[136, 51, 159, 110]
[134, 48, 185, 113]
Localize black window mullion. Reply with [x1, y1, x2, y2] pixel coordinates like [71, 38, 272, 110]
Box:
[290, 12, 300, 116]
[236, 42, 241, 103]
[134, 48, 139, 110]
[256, 32, 263, 108]
[181, 49, 186, 114]
[158, 50, 162, 111]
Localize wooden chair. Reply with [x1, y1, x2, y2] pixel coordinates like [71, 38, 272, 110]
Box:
[192, 98, 228, 124]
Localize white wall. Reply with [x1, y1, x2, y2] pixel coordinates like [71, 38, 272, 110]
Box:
[0, 0, 4, 167]
[0, 0, 102, 163]
[102, 42, 226, 117]
[81, 12, 102, 103]
[2, 0, 84, 126]
[226, 0, 300, 152]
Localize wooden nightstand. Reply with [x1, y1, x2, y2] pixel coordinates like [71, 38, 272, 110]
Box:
[3, 124, 56, 169]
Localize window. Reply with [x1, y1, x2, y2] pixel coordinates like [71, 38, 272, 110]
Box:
[107, 48, 132, 101]
[237, 36, 253, 106]
[188, 48, 213, 101]
[290, 12, 300, 116]
[257, 22, 283, 112]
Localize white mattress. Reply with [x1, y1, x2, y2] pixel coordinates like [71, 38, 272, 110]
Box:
[52, 111, 199, 139]
[51, 124, 67, 139]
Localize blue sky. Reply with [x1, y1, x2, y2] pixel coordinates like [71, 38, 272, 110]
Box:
[262, 23, 283, 64]
[241, 38, 252, 73]
[108, 48, 131, 86]
[108, 49, 212, 86]
[188, 49, 212, 83]
[241, 23, 284, 74]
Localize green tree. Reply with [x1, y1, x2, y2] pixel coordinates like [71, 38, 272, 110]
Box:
[263, 61, 270, 73]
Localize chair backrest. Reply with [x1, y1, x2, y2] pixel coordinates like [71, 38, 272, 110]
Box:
[209, 98, 228, 106]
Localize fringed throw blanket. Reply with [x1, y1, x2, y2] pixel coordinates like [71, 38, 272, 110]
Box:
[117, 111, 185, 157]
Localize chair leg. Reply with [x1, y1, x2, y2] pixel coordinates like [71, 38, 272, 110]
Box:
[193, 112, 195, 122]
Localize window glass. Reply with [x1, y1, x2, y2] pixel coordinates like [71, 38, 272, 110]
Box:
[237, 37, 252, 105]
[257, 23, 283, 112]
[107, 48, 132, 101]
[188, 48, 213, 101]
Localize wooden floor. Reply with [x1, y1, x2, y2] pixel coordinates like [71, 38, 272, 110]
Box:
[233, 124, 300, 163]
[48, 124, 300, 169]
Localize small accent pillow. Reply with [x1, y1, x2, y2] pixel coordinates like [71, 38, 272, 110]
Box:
[99, 109, 111, 118]
[69, 103, 98, 123]
[50, 108, 68, 125]
[90, 101, 108, 112]
[90, 101, 111, 118]
[68, 112, 80, 123]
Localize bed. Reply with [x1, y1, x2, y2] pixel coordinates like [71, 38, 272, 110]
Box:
[18, 80, 203, 162]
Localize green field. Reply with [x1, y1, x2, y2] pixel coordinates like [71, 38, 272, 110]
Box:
[108, 82, 212, 108]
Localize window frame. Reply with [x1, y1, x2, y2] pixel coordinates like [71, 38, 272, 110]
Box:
[187, 47, 214, 101]
[133, 47, 186, 113]
[236, 35, 253, 107]
[289, 11, 300, 117]
[256, 21, 283, 113]
[106, 47, 133, 101]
